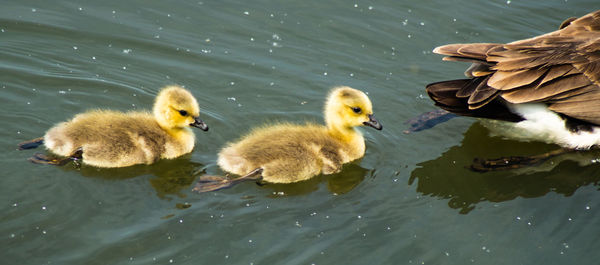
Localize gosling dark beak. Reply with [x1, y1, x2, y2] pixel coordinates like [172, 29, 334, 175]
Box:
[363, 114, 382, 130]
[190, 117, 209, 131]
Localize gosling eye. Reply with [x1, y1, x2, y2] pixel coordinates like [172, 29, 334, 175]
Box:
[178, 110, 188, 117]
[351, 107, 362, 114]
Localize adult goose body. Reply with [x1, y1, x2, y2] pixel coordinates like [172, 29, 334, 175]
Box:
[427, 10, 600, 150]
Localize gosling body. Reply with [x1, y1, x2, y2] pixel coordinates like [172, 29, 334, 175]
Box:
[23, 86, 208, 168]
[194, 86, 381, 192]
[217, 122, 365, 183]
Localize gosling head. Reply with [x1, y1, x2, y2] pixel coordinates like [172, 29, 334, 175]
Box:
[153, 86, 209, 131]
[324, 86, 382, 131]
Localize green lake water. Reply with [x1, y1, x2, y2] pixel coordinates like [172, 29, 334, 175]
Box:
[2, 0, 599, 264]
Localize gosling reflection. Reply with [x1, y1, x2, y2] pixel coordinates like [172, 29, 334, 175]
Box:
[62, 155, 202, 199]
[250, 163, 368, 196]
[410, 123, 600, 214]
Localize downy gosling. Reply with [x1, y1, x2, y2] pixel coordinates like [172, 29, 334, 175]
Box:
[18, 85, 208, 168]
[193, 86, 381, 192]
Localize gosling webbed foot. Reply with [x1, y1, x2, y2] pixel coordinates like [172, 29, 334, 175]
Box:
[193, 168, 263, 193]
[470, 148, 574, 172]
[192, 177, 234, 193]
[28, 148, 84, 167]
[18, 137, 44, 150]
[29, 153, 71, 166]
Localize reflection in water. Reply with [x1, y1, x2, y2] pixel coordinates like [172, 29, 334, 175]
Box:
[262, 163, 369, 196]
[410, 123, 600, 214]
[61, 154, 203, 200]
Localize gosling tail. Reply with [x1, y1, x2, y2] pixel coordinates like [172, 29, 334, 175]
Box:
[193, 168, 263, 193]
[18, 137, 44, 150]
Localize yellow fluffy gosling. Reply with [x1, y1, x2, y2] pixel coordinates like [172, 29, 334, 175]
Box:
[193, 86, 381, 192]
[18, 86, 208, 168]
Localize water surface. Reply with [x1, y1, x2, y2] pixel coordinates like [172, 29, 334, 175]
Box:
[2, 0, 599, 264]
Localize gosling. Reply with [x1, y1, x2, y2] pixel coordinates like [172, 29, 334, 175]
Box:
[193, 86, 381, 192]
[18, 85, 208, 168]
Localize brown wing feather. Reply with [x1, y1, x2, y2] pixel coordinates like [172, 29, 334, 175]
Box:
[548, 85, 600, 124]
[501, 74, 591, 103]
[488, 68, 548, 90]
[537, 64, 575, 87]
[427, 10, 600, 124]
[467, 76, 498, 107]
[433, 43, 500, 60]
[456, 77, 483, 97]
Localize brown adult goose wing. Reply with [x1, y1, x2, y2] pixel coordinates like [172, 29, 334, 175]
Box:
[427, 10, 600, 125]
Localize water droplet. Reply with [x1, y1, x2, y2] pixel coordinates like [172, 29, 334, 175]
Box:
[31, 8, 37, 12]
[243, 11, 249, 15]
[73, 46, 78, 50]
